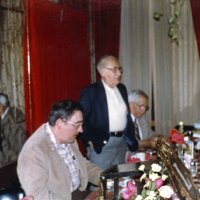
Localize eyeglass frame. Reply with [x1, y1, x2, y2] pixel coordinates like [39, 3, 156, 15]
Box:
[103, 66, 123, 73]
[61, 119, 84, 128]
[134, 102, 149, 112]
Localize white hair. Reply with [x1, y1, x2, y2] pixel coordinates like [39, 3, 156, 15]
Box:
[0, 93, 10, 107]
[128, 89, 148, 103]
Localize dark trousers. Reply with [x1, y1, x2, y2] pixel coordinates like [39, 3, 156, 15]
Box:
[72, 189, 91, 200]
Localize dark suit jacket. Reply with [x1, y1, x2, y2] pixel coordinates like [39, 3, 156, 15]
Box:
[80, 80, 138, 154]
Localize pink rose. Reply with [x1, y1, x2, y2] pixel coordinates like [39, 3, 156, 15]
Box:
[155, 178, 163, 189]
[127, 180, 137, 193]
[122, 180, 138, 199]
[122, 188, 134, 199]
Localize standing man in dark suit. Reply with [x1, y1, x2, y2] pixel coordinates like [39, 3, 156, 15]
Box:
[80, 55, 138, 170]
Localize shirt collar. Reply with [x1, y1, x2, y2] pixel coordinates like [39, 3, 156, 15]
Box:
[102, 79, 117, 91]
[1, 107, 9, 120]
[131, 113, 136, 122]
[46, 123, 68, 151]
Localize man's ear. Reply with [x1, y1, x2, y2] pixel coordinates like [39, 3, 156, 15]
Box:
[129, 102, 134, 110]
[55, 118, 63, 130]
[98, 67, 105, 77]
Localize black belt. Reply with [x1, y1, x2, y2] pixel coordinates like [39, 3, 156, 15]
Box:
[110, 131, 123, 137]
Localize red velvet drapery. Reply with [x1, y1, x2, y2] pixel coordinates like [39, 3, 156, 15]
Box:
[24, 0, 121, 137]
[24, 0, 91, 135]
[92, 0, 121, 63]
[190, 0, 200, 57]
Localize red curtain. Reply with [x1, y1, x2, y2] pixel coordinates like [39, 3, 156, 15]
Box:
[24, 0, 91, 135]
[23, 0, 121, 155]
[190, 0, 200, 57]
[92, 0, 121, 64]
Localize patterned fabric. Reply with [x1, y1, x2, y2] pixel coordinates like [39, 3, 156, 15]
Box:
[131, 114, 155, 140]
[133, 119, 140, 141]
[47, 124, 80, 192]
[0, 107, 25, 165]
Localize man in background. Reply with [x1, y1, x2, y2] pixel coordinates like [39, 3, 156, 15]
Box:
[0, 92, 25, 165]
[80, 55, 138, 170]
[128, 89, 168, 149]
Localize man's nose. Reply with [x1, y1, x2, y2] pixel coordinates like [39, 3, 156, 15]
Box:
[78, 125, 83, 133]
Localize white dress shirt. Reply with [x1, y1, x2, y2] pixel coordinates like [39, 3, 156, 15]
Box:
[103, 81, 127, 132]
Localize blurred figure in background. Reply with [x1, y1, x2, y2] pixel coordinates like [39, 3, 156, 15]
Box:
[0, 92, 25, 165]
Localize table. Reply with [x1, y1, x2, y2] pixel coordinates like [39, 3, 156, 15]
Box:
[86, 148, 200, 200]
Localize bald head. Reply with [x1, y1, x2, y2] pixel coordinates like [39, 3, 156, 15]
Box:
[97, 55, 123, 88]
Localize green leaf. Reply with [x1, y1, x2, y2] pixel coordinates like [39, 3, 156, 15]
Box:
[168, 16, 175, 24]
[170, 0, 177, 4]
[175, 10, 180, 18]
[153, 12, 163, 21]
[150, 181, 155, 191]
[168, 28, 175, 38]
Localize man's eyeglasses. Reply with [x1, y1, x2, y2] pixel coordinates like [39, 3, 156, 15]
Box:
[103, 66, 123, 73]
[135, 102, 149, 111]
[62, 119, 84, 128]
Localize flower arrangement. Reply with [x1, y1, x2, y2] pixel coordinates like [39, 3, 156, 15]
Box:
[121, 163, 175, 200]
[169, 128, 189, 161]
[169, 129, 185, 144]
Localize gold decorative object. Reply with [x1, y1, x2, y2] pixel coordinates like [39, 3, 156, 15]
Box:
[156, 139, 200, 200]
[98, 177, 105, 200]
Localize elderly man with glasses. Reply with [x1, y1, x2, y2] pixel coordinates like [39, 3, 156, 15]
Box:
[80, 55, 138, 171]
[128, 89, 168, 150]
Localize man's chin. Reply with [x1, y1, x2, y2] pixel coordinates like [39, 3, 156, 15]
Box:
[115, 79, 121, 84]
[69, 138, 76, 143]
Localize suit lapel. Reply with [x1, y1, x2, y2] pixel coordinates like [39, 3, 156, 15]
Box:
[95, 81, 109, 130]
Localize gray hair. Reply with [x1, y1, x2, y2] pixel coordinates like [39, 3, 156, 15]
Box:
[96, 55, 118, 71]
[0, 93, 10, 107]
[128, 89, 148, 103]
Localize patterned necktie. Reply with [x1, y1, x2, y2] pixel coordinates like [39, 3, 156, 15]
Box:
[134, 119, 140, 141]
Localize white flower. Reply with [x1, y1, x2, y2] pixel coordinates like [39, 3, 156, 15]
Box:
[149, 190, 157, 197]
[135, 195, 143, 200]
[151, 163, 162, 172]
[143, 180, 150, 188]
[149, 172, 160, 181]
[140, 172, 147, 181]
[144, 192, 157, 200]
[161, 174, 168, 181]
[158, 185, 174, 198]
[139, 164, 145, 171]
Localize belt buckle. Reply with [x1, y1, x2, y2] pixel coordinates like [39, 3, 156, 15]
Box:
[114, 132, 118, 136]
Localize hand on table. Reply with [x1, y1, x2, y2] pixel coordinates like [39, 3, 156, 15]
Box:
[150, 136, 170, 148]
